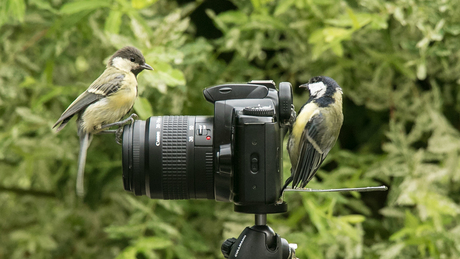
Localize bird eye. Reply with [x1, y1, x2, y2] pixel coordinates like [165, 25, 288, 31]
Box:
[130, 57, 135, 62]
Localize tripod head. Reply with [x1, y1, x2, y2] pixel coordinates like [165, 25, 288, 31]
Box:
[221, 214, 297, 259]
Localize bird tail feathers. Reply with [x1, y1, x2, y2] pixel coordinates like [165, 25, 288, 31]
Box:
[77, 132, 92, 197]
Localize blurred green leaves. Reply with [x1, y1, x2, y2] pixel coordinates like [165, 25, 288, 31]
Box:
[133, 97, 153, 119]
[1, 0, 460, 258]
[60, 0, 111, 15]
[0, 0, 26, 26]
[105, 10, 123, 34]
[131, 0, 158, 10]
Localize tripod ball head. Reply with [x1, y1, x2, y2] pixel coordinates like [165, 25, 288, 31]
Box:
[221, 225, 297, 259]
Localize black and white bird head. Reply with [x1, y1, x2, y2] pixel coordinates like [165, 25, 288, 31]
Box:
[108, 46, 153, 76]
[300, 76, 343, 99]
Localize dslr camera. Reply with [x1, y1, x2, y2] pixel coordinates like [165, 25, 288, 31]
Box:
[122, 80, 292, 213]
[121, 80, 297, 259]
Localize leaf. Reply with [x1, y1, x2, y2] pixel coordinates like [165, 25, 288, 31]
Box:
[32, 87, 64, 110]
[167, 69, 186, 85]
[216, 10, 248, 25]
[274, 0, 295, 16]
[75, 56, 89, 72]
[380, 207, 405, 218]
[133, 97, 153, 120]
[16, 107, 46, 124]
[135, 237, 172, 250]
[154, 62, 186, 87]
[144, 46, 184, 64]
[379, 243, 405, 259]
[105, 10, 123, 34]
[157, 200, 184, 215]
[250, 14, 286, 30]
[206, 9, 228, 32]
[416, 61, 426, 80]
[330, 42, 344, 57]
[251, 0, 261, 10]
[29, 0, 58, 13]
[115, 247, 137, 259]
[131, 0, 158, 9]
[339, 215, 366, 224]
[346, 8, 361, 29]
[105, 224, 145, 239]
[59, 9, 93, 28]
[129, 15, 152, 47]
[8, 0, 26, 22]
[428, 134, 460, 153]
[60, 0, 111, 15]
[116, 237, 172, 259]
[323, 27, 352, 42]
[404, 210, 419, 229]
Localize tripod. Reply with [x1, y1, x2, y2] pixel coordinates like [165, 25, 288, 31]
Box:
[221, 214, 297, 259]
[220, 185, 388, 258]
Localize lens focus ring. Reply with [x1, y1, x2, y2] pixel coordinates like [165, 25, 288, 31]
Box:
[162, 116, 188, 199]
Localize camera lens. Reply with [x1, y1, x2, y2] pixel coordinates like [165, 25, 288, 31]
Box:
[122, 116, 215, 200]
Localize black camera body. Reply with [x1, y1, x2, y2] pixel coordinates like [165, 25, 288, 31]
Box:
[122, 80, 293, 214]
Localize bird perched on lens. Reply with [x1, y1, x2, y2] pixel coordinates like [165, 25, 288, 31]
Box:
[283, 76, 343, 190]
[53, 46, 153, 197]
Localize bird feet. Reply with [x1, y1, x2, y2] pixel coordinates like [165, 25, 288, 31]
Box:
[288, 104, 297, 126]
[97, 113, 138, 144]
[99, 113, 138, 130]
[115, 127, 124, 145]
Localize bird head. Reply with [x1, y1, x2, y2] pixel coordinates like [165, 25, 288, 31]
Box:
[299, 76, 343, 98]
[108, 46, 153, 76]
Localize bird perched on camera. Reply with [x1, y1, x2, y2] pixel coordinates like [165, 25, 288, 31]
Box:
[53, 46, 153, 197]
[283, 76, 343, 190]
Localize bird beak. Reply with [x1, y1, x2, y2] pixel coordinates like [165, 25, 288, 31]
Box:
[141, 63, 153, 70]
[299, 83, 309, 89]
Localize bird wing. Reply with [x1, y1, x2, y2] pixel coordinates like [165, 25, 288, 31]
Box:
[53, 70, 126, 132]
[86, 69, 126, 96]
[291, 112, 329, 188]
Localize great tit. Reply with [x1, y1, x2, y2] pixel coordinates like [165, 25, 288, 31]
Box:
[53, 46, 153, 196]
[284, 76, 343, 190]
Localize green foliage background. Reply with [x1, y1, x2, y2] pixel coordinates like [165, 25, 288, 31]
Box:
[1, 0, 460, 258]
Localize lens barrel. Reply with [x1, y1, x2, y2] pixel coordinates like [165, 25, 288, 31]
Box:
[122, 116, 214, 200]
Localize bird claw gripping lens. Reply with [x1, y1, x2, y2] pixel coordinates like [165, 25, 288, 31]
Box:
[116, 128, 123, 145]
[288, 104, 296, 126]
[95, 113, 138, 145]
[99, 113, 138, 130]
[113, 113, 137, 145]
